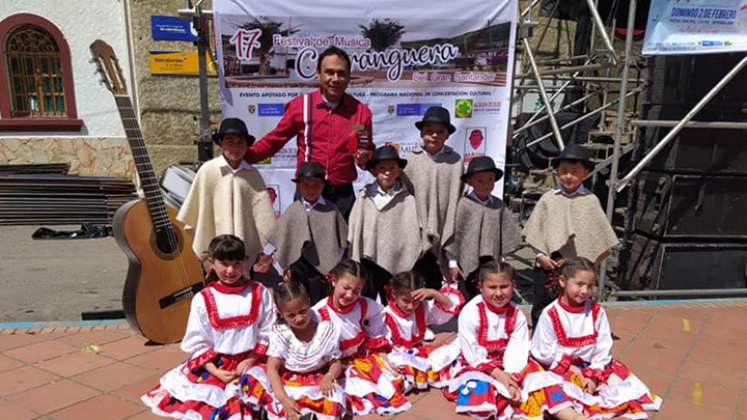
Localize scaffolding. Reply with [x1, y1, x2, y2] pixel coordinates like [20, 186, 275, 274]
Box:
[510, 0, 747, 301]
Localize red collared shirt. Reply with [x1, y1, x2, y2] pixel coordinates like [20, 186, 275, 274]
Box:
[244, 90, 373, 185]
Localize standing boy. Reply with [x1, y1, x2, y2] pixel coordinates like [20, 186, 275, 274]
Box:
[402, 106, 464, 291]
[266, 161, 348, 304]
[178, 118, 276, 273]
[523, 143, 619, 328]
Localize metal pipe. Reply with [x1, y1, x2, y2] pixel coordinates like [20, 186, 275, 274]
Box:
[522, 37, 566, 150]
[599, 0, 637, 300]
[584, 143, 635, 180]
[521, 0, 542, 18]
[616, 55, 747, 192]
[515, 74, 644, 83]
[585, 0, 617, 63]
[612, 289, 747, 298]
[194, 5, 213, 163]
[632, 120, 747, 129]
[533, 63, 608, 77]
[521, 87, 644, 150]
[536, 54, 590, 65]
[514, 90, 598, 136]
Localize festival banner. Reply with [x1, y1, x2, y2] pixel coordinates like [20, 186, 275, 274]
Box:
[643, 0, 747, 55]
[214, 0, 518, 211]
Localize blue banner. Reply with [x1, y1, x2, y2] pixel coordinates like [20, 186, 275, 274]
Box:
[151, 16, 197, 42]
[643, 0, 747, 55]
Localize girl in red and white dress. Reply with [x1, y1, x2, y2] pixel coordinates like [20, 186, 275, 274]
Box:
[530, 258, 662, 419]
[141, 234, 276, 420]
[231, 280, 345, 420]
[311, 259, 411, 416]
[382, 271, 463, 391]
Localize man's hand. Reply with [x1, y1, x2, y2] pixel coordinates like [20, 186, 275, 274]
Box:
[355, 148, 371, 169]
[253, 253, 273, 274]
[537, 254, 559, 271]
[447, 267, 461, 284]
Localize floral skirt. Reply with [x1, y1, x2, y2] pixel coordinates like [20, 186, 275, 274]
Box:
[343, 353, 412, 416]
[141, 351, 247, 420]
[387, 339, 461, 391]
[229, 365, 345, 420]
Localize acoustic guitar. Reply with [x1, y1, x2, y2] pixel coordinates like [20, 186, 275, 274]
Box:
[90, 40, 204, 344]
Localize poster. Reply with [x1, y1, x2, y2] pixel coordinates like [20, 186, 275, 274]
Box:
[643, 0, 747, 55]
[214, 0, 518, 211]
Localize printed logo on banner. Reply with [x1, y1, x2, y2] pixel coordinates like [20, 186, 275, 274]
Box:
[247, 104, 256, 114]
[396, 103, 442, 117]
[464, 127, 487, 157]
[387, 105, 395, 114]
[473, 100, 501, 115]
[266, 185, 281, 217]
[258, 103, 285, 117]
[455, 99, 473, 118]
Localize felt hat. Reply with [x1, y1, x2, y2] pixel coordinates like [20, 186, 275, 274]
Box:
[461, 155, 504, 183]
[212, 118, 255, 146]
[366, 145, 407, 170]
[415, 106, 456, 134]
[551, 143, 594, 170]
[292, 161, 326, 183]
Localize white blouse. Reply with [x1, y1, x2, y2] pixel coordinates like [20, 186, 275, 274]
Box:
[180, 281, 276, 357]
[312, 296, 387, 357]
[457, 296, 529, 374]
[530, 299, 613, 371]
[383, 288, 463, 350]
[266, 314, 341, 373]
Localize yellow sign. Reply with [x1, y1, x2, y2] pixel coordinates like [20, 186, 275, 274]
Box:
[148, 51, 217, 76]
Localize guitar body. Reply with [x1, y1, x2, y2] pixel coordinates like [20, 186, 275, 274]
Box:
[113, 199, 203, 344]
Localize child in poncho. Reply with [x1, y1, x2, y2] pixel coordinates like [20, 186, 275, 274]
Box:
[232, 280, 345, 420]
[529, 258, 662, 419]
[141, 235, 276, 419]
[444, 155, 522, 301]
[177, 118, 275, 273]
[522, 143, 618, 329]
[266, 161, 347, 304]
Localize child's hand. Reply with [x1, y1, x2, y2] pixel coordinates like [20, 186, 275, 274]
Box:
[537, 254, 559, 271]
[319, 373, 337, 397]
[253, 253, 273, 274]
[491, 368, 521, 402]
[282, 269, 292, 282]
[214, 368, 237, 384]
[235, 356, 257, 376]
[411, 288, 436, 302]
[582, 376, 598, 394]
[568, 364, 583, 377]
[280, 397, 300, 420]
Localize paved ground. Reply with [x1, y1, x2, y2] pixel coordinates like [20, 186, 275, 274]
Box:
[0, 300, 745, 420]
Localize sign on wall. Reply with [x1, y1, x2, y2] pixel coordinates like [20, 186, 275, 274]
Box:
[643, 0, 747, 55]
[148, 51, 217, 76]
[151, 16, 198, 42]
[213, 0, 518, 211]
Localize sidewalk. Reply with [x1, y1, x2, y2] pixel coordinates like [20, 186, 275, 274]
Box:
[0, 300, 746, 419]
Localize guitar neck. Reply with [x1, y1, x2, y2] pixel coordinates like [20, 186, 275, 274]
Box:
[114, 95, 171, 230]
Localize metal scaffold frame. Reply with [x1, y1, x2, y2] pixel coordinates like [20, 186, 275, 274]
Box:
[509, 0, 747, 301]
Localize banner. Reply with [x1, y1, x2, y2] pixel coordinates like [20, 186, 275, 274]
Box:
[214, 0, 518, 212]
[642, 0, 747, 55]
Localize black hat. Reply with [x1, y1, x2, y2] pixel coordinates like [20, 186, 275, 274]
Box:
[292, 161, 326, 183]
[415, 106, 456, 134]
[366, 145, 407, 170]
[461, 155, 504, 183]
[551, 143, 594, 170]
[212, 118, 255, 146]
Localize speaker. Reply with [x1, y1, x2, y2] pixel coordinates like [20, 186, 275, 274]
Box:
[640, 105, 747, 174]
[625, 233, 747, 291]
[633, 172, 747, 240]
[647, 54, 747, 108]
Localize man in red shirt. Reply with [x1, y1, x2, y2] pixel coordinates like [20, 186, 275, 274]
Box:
[244, 46, 373, 219]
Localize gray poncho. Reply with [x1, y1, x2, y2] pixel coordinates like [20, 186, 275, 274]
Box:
[444, 195, 522, 275]
[522, 190, 619, 261]
[347, 185, 424, 275]
[267, 200, 348, 274]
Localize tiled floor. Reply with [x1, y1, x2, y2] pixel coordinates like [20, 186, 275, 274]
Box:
[0, 301, 746, 419]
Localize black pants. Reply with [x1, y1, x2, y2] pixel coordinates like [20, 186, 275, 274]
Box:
[459, 256, 496, 303]
[296, 183, 355, 220]
[289, 256, 329, 306]
[361, 259, 392, 302]
[412, 251, 444, 291]
[531, 268, 557, 331]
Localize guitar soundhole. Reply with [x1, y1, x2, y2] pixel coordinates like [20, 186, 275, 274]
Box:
[151, 227, 182, 259]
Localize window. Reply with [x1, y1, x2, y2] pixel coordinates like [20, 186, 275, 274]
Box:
[0, 14, 82, 131]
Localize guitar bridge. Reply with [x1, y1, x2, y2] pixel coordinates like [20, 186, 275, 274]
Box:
[159, 282, 205, 309]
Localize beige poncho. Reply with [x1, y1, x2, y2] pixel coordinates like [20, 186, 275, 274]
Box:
[177, 157, 276, 265]
[267, 200, 348, 275]
[347, 185, 424, 275]
[522, 190, 619, 262]
[444, 195, 523, 276]
[402, 146, 464, 252]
